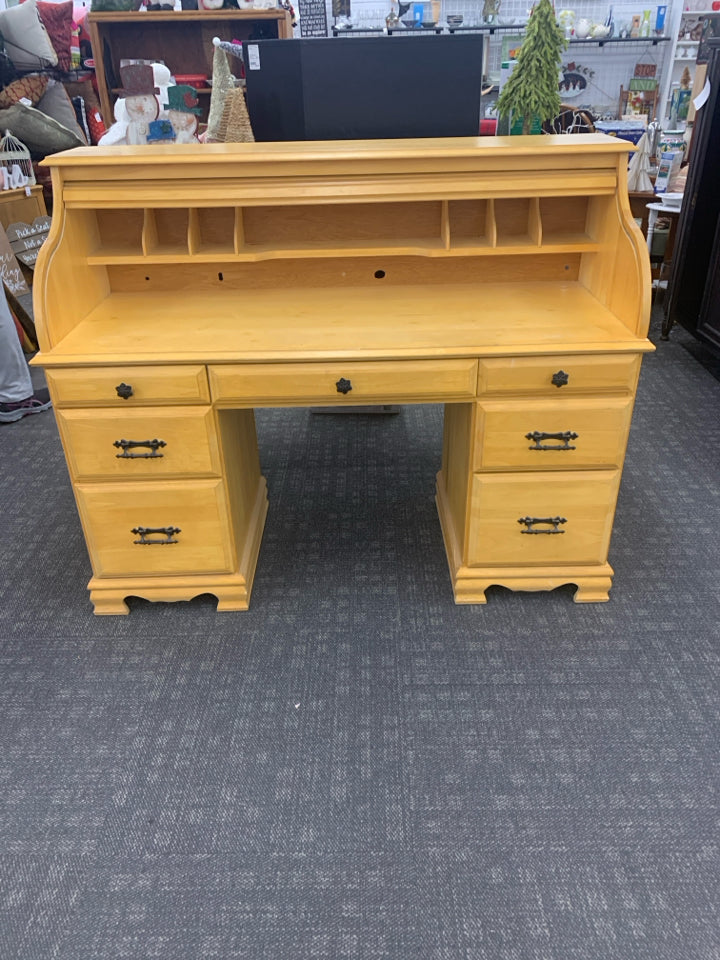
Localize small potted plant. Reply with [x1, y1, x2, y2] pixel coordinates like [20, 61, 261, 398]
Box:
[496, 0, 567, 135]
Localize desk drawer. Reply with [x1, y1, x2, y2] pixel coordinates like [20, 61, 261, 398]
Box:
[75, 480, 235, 578]
[47, 365, 210, 407]
[474, 397, 634, 471]
[209, 359, 478, 405]
[477, 355, 640, 396]
[467, 471, 621, 567]
[56, 407, 221, 480]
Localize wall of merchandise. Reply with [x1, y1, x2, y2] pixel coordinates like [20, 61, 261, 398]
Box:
[302, 0, 714, 122]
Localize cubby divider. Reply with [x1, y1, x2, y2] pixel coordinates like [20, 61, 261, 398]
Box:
[187, 209, 200, 256]
[142, 209, 158, 257]
[441, 201, 451, 250]
[234, 208, 245, 254]
[529, 197, 542, 246]
[486, 199, 497, 248]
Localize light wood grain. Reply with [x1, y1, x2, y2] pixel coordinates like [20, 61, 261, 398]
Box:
[46, 365, 210, 405]
[56, 406, 221, 480]
[466, 470, 621, 567]
[209, 360, 478, 405]
[33, 136, 651, 613]
[477, 354, 641, 395]
[474, 397, 635, 470]
[75, 479, 236, 578]
[40, 282, 650, 367]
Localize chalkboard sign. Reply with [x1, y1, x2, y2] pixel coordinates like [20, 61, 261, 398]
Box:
[0, 223, 30, 299]
[298, 0, 328, 37]
[7, 216, 52, 269]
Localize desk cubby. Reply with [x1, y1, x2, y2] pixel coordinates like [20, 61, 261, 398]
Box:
[35, 137, 652, 614]
[85, 193, 605, 266]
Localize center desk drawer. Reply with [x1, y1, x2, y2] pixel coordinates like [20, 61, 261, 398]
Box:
[478, 355, 640, 396]
[56, 407, 221, 480]
[46, 365, 210, 407]
[209, 360, 478, 405]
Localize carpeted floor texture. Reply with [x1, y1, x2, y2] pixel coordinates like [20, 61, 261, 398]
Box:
[1, 309, 718, 959]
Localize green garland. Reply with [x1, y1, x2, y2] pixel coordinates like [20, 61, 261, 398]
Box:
[496, 0, 568, 135]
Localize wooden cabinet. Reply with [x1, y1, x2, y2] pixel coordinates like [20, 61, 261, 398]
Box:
[88, 9, 293, 126]
[33, 136, 652, 614]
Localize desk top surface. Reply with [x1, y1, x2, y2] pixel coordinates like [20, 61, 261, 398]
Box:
[40, 281, 653, 366]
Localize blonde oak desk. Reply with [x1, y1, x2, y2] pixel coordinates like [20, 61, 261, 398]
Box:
[33, 136, 653, 615]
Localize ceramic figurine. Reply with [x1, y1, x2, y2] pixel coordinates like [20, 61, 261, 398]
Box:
[118, 63, 160, 145]
[167, 85, 202, 143]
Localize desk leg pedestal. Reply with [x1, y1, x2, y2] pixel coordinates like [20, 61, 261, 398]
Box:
[436, 473, 613, 604]
[87, 476, 269, 615]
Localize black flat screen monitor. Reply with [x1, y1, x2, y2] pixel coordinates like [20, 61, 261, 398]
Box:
[242, 35, 484, 141]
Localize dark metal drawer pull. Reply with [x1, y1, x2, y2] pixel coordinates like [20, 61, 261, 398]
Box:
[518, 516, 566, 534]
[131, 526, 181, 545]
[114, 438, 166, 459]
[551, 370, 569, 388]
[116, 382, 134, 399]
[526, 430, 578, 451]
[336, 377, 352, 394]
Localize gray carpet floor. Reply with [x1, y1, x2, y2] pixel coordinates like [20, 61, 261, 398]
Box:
[1, 308, 718, 959]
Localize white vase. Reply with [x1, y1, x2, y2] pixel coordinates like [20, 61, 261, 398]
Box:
[575, 17, 591, 38]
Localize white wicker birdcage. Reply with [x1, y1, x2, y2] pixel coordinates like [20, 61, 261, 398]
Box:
[0, 130, 36, 188]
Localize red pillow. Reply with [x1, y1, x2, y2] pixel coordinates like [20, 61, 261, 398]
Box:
[37, 0, 73, 72]
[86, 105, 107, 146]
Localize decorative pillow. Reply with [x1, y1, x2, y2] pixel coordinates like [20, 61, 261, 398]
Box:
[0, 102, 85, 157]
[61, 76, 105, 143]
[36, 82, 88, 144]
[63, 77, 101, 112]
[0, 74, 49, 109]
[37, 0, 74, 72]
[0, 0, 58, 72]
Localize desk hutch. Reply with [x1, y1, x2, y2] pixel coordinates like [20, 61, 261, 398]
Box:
[33, 136, 652, 615]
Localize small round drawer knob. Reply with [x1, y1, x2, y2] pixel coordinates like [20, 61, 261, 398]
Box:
[116, 382, 134, 399]
[551, 370, 569, 388]
[336, 377, 352, 395]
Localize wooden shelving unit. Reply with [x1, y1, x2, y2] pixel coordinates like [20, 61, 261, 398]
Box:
[88, 9, 293, 126]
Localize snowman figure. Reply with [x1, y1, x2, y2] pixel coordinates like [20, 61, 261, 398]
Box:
[167, 84, 202, 143]
[118, 63, 160, 145]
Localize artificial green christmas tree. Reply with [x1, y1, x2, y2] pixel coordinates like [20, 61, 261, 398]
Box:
[496, 0, 567, 135]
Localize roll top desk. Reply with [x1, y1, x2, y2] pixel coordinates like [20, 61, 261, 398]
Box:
[33, 136, 652, 614]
